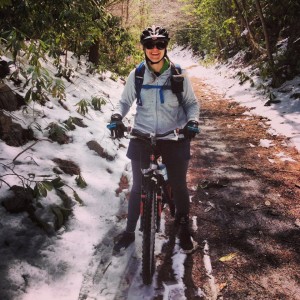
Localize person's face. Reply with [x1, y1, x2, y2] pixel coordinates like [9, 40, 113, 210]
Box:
[143, 40, 167, 63]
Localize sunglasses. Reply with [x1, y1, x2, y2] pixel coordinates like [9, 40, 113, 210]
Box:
[144, 41, 168, 50]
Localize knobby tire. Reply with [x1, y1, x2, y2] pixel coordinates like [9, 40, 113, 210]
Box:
[142, 185, 157, 285]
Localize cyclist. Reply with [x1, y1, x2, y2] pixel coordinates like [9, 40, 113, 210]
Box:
[109, 25, 200, 254]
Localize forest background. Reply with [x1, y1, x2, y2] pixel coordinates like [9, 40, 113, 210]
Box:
[1, 0, 300, 95]
[0, 0, 299, 199]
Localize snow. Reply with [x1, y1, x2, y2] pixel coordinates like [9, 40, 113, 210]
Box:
[259, 139, 274, 148]
[171, 48, 300, 152]
[202, 241, 217, 299]
[0, 46, 299, 299]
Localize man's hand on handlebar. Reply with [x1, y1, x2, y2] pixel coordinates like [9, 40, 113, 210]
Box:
[183, 120, 200, 139]
[107, 113, 126, 139]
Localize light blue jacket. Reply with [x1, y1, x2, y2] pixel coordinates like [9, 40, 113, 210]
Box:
[115, 61, 199, 136]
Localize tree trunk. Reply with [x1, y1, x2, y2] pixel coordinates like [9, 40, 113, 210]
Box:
[139, 0, 146, 29]
[254, 0, 274, 68]
[88, 40, 100, 65]
[125, 0, 130, 25]
[232, 0, 265, 55]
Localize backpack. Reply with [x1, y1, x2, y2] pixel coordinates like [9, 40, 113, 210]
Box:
[135, 61, 184, 106]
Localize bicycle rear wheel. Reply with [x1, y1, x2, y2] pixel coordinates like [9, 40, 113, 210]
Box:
[142, 185, 157, 285]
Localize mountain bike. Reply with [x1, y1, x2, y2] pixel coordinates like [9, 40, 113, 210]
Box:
[129, 128, 184, 285]
[107, 123, 199, 285]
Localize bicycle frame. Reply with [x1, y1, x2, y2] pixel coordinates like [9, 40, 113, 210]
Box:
[129, 129, 180, 285]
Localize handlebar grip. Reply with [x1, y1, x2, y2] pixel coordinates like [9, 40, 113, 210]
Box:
[187, 125, 200, 133]
[107, 123, 117, 130]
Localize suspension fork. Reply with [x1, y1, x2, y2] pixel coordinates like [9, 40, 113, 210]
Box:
[139, 144, 159, 232]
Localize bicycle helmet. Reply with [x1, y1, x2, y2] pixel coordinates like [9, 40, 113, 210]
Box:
[140, 25, 170, 45]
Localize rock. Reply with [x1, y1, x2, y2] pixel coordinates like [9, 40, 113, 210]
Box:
[0, 111, 34, 146]
[0, 83, 26, 111]
[1, 186, 34, 213]
[291, 92, 300, 99]
[0, 60, 10, 79]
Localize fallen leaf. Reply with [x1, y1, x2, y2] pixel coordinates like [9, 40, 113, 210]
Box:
[219, 252, 237, 262]
[218, 282, 227, 291]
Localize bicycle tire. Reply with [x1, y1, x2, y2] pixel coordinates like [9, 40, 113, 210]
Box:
[142, 183, 157, 285]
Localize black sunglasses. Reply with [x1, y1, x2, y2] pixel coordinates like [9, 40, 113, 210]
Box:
[144, 41, 168, 50]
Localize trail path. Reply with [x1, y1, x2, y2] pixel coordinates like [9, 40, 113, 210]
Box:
[154, 76, 300, 299]
[78, 74, 300, 300]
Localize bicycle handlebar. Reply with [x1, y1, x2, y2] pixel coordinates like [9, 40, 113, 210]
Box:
[130, 128, 184, 139]
[107, 123, 200, 141]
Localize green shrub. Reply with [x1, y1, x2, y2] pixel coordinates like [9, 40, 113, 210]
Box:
[75, 96, 107, 116]
[91, 96, 106, 111]
[75, 99, 89, 115]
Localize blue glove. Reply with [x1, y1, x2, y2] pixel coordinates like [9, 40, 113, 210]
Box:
[183, 120, 199, 139]
[107, 114, 126, 139]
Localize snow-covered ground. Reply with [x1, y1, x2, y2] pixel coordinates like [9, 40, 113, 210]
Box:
[170, 48, 300, 153]
[0, 47, 299, 300]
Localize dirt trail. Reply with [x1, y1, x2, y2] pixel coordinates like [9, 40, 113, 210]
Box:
[156, 77, 300, 299]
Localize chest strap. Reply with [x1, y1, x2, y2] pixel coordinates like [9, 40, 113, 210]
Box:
[135, 61, 183, 106]
[141, 84, 172, 104]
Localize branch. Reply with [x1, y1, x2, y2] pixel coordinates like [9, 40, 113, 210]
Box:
[0, 178, 12, 188]
[0, 164, 31, 188]
[12, 138, 53, 162]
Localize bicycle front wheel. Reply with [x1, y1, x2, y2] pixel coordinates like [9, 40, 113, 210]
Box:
[142, 185, 157, 285]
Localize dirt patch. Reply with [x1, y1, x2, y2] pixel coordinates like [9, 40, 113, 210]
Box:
[157, 78, 300, 299]
[86, 140, 115, 161]
[52, 158, 80, 175]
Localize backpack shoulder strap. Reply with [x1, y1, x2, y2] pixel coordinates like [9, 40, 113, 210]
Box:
[170, 62, 184, 106]
[134, 61, 184, 106]
[135, 61, 145, 106]
[171, 62, 182, 75]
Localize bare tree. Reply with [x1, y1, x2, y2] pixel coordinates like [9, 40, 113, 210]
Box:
[139, 0, 146, 29]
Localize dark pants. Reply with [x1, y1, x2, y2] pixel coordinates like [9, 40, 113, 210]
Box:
[126, 138, 191, 232]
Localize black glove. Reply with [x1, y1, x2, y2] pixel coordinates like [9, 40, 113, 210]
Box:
[107, 113, 126, 139]
[183, 120, 199, 139]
